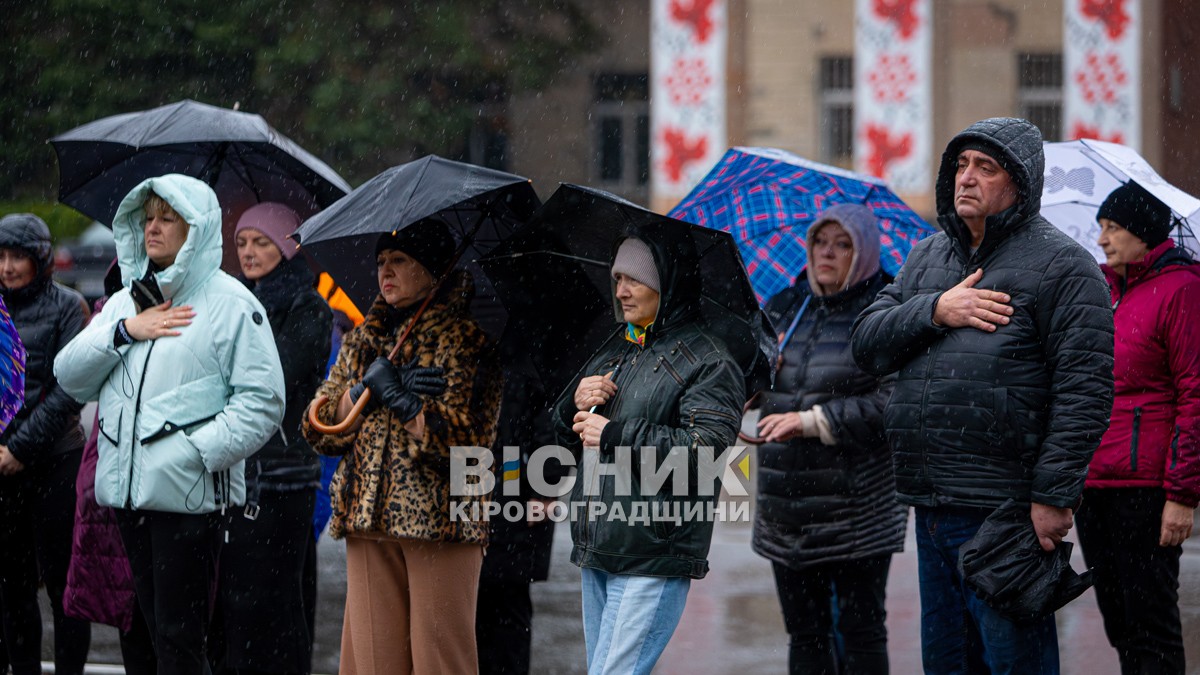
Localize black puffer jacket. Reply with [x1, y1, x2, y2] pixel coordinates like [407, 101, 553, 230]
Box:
[851, 117, 1115, 510]
[753, 271, 906, 569]
[0, 214, 87, 464]
[242, 256, 331, 492]
[553, 223, 746, 579]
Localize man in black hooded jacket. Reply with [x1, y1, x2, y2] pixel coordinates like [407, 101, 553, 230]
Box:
[851, 118, 1114, 672]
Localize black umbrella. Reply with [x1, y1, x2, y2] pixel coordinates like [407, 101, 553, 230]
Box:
[51, 99, 352, 225]
[479, 183, 777, 399]
[294, 155, 539, 434]
[958, 499, 1094, 624]
[293, 155, 540, 337]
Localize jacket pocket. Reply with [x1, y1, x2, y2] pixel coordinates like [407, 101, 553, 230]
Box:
[1170, 424, 1180, 470]
[655, 355, 686, 385]
[139, 431, 210, 512]
[650, 493, 678, 541]
[992, 387, 1009, 446]
[595, 355, 623, 378]
[98, 413, 120, 447]
[688, 407, 741, 426]
[674, 339, 697, 364]
[95, 409, 123, 508]
[1130, 406, 1142, 472]
[137, 373, 229, 444]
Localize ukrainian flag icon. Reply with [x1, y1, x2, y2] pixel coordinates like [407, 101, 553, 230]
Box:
[503, 459, 520, 482]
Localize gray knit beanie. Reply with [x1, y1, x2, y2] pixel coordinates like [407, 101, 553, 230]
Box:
[611, 237, 660, 292]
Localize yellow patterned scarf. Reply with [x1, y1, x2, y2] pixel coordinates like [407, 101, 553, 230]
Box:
[624, 322, 651, 346]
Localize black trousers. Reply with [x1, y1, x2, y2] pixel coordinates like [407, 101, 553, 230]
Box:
[476, 581, 534, 675]
[0, 450, 91, 675]
[1076, 487, 1186, 674]
[115, 508, 226, 675]
[210, 488, 315, 675]
[772, 554, 892, 675]
[119, 599, 157, 675]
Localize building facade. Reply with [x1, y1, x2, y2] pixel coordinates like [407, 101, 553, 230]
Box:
[501, 0, 1196, 220]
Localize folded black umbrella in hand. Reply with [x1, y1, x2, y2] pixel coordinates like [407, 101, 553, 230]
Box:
[958, 499, 1093, 624]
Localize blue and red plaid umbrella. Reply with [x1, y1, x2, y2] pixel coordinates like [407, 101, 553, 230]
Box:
[670, 147, 936, 304]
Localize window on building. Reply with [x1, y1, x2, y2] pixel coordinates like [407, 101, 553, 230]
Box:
[467, 112, 509, 171]
[465, 82, 509, 171]
[1018, 53, 1063, 142]
[592, 73, 650, 200]
[819, 56, 854, 164]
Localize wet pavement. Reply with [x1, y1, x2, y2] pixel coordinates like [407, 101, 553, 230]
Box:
[40, 490, 1200, 674]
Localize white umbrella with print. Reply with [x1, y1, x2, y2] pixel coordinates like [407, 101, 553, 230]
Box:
[1041, 139, 1200, 261]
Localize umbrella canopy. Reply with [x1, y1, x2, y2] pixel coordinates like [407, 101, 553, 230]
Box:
[669, 147, 935, 303]
[51, 99, 352, 225]
[1042, 138, 1200, 261]
[479, 183, 777, 398]
[958, 499, 1093, 624]
[0, 296, 24, 434]
[293, 155, 540, 341]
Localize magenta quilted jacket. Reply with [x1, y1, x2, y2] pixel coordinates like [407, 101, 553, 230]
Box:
[1087, 241, 1200, 507]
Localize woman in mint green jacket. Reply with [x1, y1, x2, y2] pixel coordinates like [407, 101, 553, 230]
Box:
[54, 174, 285, 675]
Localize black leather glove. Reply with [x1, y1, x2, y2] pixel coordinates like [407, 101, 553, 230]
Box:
[356, 357, 447, 422]
[396, 357, 449, 397]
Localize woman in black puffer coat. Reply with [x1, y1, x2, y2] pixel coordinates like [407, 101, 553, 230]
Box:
[0, 213, 91, 675]
[752, 204, 906, 675]
[209, 203, 332, 675]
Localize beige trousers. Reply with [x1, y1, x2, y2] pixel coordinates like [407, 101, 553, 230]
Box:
[340, 535, 483, 675]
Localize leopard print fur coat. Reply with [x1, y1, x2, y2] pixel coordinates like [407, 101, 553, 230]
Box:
[303, 270, 501, 544]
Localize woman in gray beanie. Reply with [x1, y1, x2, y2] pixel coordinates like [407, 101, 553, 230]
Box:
[0, 213, 91, 675]
[752, 203, 906, 674]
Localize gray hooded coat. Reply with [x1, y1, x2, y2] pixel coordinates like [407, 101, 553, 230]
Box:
[754, 204, 906, 569]
[851, 117, 1115, 510]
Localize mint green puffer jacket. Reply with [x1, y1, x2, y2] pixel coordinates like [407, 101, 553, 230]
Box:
[54, 174, 285, 514]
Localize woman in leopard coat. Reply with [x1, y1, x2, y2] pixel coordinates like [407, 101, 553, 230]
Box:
[302, 219, 502, 675]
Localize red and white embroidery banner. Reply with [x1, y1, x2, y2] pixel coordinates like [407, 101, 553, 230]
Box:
[1064, 0, 1140, 149]
[854, 0, 932, 193]
[651, 0, 726, 201]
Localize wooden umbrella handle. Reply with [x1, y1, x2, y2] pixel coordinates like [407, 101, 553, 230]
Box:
[306, 282, 434, 435]
[738, 429, 767, 445]
[306, 390, 372, 435]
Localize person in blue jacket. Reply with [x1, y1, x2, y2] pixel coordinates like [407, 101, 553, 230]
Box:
[55, 174, 285, 675]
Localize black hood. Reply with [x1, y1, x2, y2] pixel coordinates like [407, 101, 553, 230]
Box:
[935, 117, 1045, 255]
[0, 213, 55, 300]
[610, 222, 702, 335]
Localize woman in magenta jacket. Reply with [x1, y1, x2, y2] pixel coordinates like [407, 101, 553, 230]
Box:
[1076, 180, 1200, 674]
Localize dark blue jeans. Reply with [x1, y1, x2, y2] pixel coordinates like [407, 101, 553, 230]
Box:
[914, 506, 1059, 675]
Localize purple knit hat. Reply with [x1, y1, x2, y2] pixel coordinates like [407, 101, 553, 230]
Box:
[234, 202, 302, 260]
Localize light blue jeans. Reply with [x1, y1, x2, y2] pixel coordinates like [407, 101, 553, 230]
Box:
[580, 568, 691, 675]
